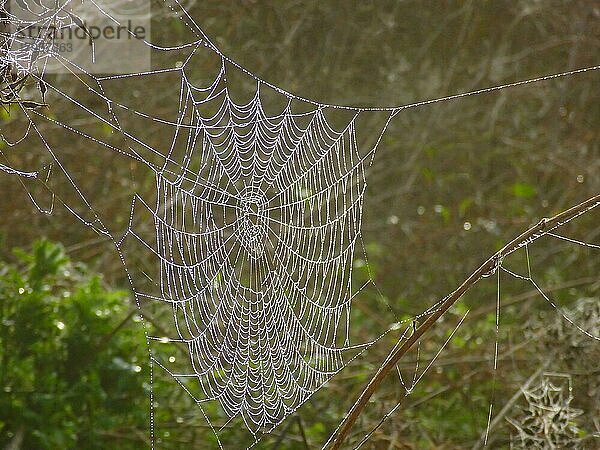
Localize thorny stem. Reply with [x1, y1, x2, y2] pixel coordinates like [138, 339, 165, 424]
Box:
[326, 193, 600, 449]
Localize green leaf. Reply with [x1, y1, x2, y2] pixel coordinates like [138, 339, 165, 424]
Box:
[511, 182, 537, 198]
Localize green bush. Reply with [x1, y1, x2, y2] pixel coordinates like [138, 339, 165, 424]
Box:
[0, 240, 149, 449]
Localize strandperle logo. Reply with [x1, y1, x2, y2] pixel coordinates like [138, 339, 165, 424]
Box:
[9, 0, 151, 74]
[15, 20, 147, 43]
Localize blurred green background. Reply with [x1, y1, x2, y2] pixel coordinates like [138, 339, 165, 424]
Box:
[1, 0, 599, 448]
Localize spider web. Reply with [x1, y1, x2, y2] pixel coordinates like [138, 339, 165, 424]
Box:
[1, 0, 599, 448]
[118, 69, 385, 434]
[1, 0, 399, 443]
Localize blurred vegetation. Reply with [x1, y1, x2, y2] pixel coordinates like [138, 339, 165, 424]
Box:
[0, 240, 149, 449]
[1, 0, 599, 449]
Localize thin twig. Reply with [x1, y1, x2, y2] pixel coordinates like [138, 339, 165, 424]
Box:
[96, 308, 138, 353]
[270, 418, 296, 450]
[297, 416, 310, 450]
[326, 193, 600, 449]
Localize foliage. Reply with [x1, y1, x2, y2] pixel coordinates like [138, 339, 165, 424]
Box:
[0, 240, 149, 449]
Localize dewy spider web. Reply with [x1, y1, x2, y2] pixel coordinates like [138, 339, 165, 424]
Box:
[120, 69, 381, 434]
[1, 0, 599, 448]
[1, 0, 399, 442]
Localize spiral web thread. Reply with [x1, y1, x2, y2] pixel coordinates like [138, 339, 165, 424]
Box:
[1, 0, 600, 447]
